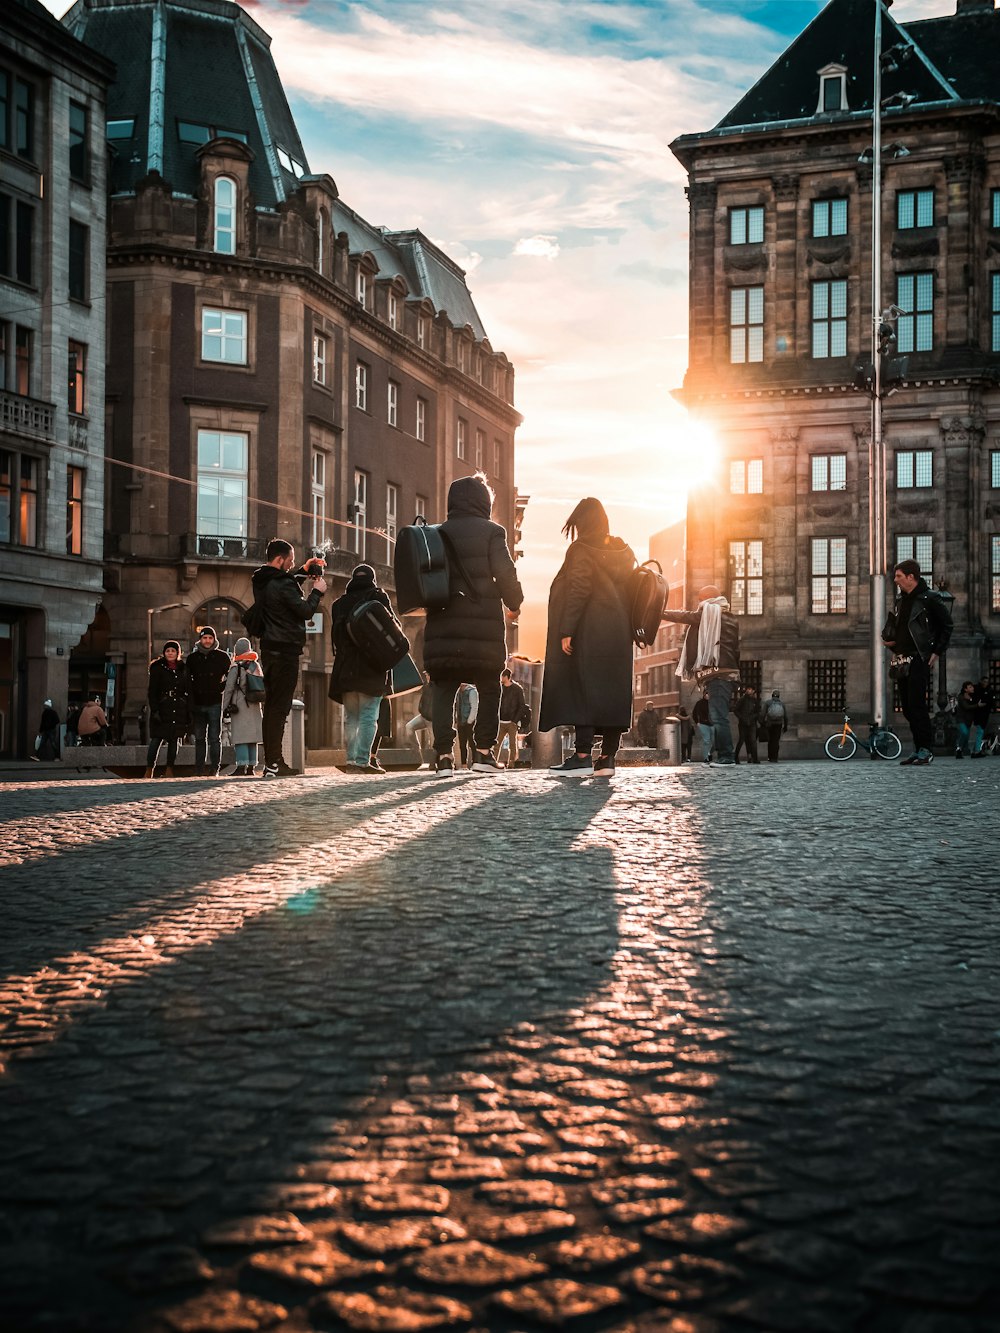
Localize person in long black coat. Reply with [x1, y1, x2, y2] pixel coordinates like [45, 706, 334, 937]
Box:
[328, 564, 392, 774]
[144, 641, 190, 777]
[540, 497, 636, 778]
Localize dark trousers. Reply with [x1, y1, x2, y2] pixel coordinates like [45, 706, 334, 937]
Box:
[900, 655, 933, 753]
[431, 676, 501, 757]
[190, 702, 223, 773]
[456, 722, 475, 765]
[574, 726, 624, 760]
[261, 649, 300, 767]
[146, 737, 178, 769]
[735, 720, 759, 763]
[766, 724, 783, 762]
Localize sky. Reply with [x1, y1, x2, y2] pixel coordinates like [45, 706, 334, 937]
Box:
[47, 0, 956, 655]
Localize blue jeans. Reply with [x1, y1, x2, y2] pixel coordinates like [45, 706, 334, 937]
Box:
[190, 702, 223, 773]
[235, 742, 258, 767]
[697, 722, 714, 760]
[706, 679, 735, 762]
[343, 692, 381, 764]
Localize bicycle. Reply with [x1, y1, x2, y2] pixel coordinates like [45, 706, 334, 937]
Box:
[824, 712, 902, 762]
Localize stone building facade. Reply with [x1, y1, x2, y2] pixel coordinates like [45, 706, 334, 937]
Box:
[670, 0, 1000, 747]
[0, 0, 111, 758]
[63, 0, 520, 747]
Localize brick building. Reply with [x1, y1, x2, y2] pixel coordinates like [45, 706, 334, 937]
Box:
[0, 0, 111, 758]
[670, 0, 1000, 747]
[62, 0, 520, 746]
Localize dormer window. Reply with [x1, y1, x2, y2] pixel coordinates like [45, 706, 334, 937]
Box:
[817, 64, 848, 114]
[178, 120, 247, 144]
[356, 269, 367, 305]
[213, 176, 236, 254]
[276, 146, 304, 178]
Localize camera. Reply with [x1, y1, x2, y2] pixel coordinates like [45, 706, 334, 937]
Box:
[303, 557, 326, 579]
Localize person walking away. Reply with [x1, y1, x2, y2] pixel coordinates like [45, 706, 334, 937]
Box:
[882, 558, 953, 766]
[540, 497, 635, 779]
[692, 692, 713, 764]
[662, 585, 741, 766]
[34, 700, 61, 761]
[77, 696, 109, 746]
[677, 705, 693, 762]
[251, 539, 327, 779]
[423, 473, 522, 778]
[404, 671, 434, 766]
[734, 685, 761, 764]
[454, 683, 479, 767]
[144, 641, 189, 777]
[187, 625, 232, 776]
[222, 636, 264, 775]
[762, 690, 788, 763]
[635, 703, 659, 749]
[953, 681, 977, 759]
[370, 696, 392, 772]
[328, 563, 391, 775]
[970, 675, 995, 757]
[497, 668, 529, 768]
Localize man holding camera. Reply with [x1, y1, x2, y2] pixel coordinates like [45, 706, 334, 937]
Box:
[251, 539, 326, 779]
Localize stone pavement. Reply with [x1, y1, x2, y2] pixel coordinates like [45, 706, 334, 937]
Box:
[1, 762, 998, 1333]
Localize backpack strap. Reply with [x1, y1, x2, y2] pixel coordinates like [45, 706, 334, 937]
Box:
[439, 528, 482, 603]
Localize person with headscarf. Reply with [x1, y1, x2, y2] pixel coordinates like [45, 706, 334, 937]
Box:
[144, 640, 190, 778]
[222, 636, 264, 776]
[540, 498, 636, 779]
[328, 564, 393, 774]
[34, 699, 61, 762]
[662, 585, 741, 766]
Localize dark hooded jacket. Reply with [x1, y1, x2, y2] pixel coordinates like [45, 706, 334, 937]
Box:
[422, 476, 523, 678]
[250, 563, 324, 655]
[147, 656, 190, 740]
[539, 534, 636, 731]
[328, 569, 393, 703]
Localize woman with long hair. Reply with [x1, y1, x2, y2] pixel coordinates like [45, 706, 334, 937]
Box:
[539, 498, 636, 778]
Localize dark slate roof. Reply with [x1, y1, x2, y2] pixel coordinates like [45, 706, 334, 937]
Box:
[62, 0, 309, 206]
[710, 0, 989, 134]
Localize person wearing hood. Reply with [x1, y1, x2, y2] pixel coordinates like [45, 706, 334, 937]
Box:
[34, 699, 61, 762]
[662, 584, 741, 766]
[144, 641, 189, 778]
[77, 696, 109, 746]
[250, 538, 327, 779]
[186, 625, 232, 777]
[222, 637, 264, 776]
[882, 557, 953, 765]
[328, 564, 392, 775]
[422, 473, 523, 777]
[540, 498, 636, 779]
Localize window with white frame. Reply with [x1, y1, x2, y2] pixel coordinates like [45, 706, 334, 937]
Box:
[385, 482, 398, 565]
[415, 396, 426, 442]
[811, 537, 847, 614]
[992, 274, 1000, 353]
[730, 287, 764, 364]
[729, 206, 763, 245]
[196, 430, 247, 544]
[457, 340, 467, 373]
[896, 449, 933, 489]
[729, 539, 763, 615]
[201, 308, 247, 364]
[355, 361, 368, 411]
[812, 198, 847, 238]
[312, 331, 328, 385]
[812, 279, 847, 357]
[387, 380, 398, 428]
[417, 317, 427, 349]
[730, 458, 763, 494]
[311, 449, 326, 547]
[897, 273, 933, 352]
[213, 176, 236, 254]
[897, 189, 934, 230]
[811, 453, 847, 492]
[475, 428, 485, 471]
[456, 417, 467, 460]
[416, 493, 429, 522]
[493, 438, 502, 479]
[819, 68, 847, 112]
[896, 533, 934, 582]
[356, 269, 367, 305]
[993, 536, 1000, 612]
[352, 469, 368, 559]
[388, 292, 399, 330]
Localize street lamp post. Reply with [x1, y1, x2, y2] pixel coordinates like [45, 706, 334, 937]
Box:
[868, 0, 888, 729]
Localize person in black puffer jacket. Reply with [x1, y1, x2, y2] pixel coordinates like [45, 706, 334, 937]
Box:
[423, 473, 522, 777]
[328, 564, 393, 775]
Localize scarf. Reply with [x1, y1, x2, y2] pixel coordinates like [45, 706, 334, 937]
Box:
[678, 596, 729, 681]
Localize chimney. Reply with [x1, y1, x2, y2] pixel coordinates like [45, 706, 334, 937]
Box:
[955, 0, 995, 13]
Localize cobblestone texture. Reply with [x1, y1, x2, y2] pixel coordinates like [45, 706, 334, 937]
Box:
[1, 763, 998, 1331]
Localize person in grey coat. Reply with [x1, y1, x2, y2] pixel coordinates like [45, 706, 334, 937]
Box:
[222, 637, 264, 776]
[540, 497, 636, 779]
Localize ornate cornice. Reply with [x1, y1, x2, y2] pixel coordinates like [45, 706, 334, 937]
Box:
[772, 174, 799, 201]
[686, 182, 718, 210]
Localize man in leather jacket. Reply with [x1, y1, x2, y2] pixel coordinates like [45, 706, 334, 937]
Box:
[882, 558, 953, 766]
[663, 586, 741, 765]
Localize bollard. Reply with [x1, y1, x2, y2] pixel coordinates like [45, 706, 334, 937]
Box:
[656, 720, 682, 766]
[530, 727, 565, 770]
[284, 699, 306, 772]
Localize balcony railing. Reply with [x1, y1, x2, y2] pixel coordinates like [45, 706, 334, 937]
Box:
[182, 533, 268, 562]
[0, 389, 55, 442]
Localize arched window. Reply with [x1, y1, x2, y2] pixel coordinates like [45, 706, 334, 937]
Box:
[214, 176, 237, 254]
[190, 598, 244, 655]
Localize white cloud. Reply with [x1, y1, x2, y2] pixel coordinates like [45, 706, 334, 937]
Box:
[513, 235, 561, 260]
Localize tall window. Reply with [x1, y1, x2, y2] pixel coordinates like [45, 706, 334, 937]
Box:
[317, 207, 327, 273]
[992, 274, 1000, 353]
[201, 308, 247, 363]
[352, 469, 368, 559]
[66, 466, 84, 556]
[388, 292, 399, 330]
[456, 417, 467, 460]
[811, 537, 847, 614]
[1, 195, 34, 285]
[387, 380, 398, 427]
[457, 341, 467, 373]
[820, 73, 845, 112]
[993, 190, 1000, 230]
[993, 537, 1000, 612]
[729, 206, 763, 245]
[812, 279, 847, 358]
[0, 450, 39, 546]
[896, 273, 933, 353]
[15, 325, 30, 395]
[897, 189, 934, 230]
[730, 459, 763, 494]
[991, 449, 1000, 489]
[311, 449, 326, 546]
[196, 430, 248, 549]
[729, 539, 763, 615]
[730, 287, 763, 364]
[312, 332, 328, 385]
[213, 176, 236, 254]
[811, 454, 846, 491]
[68, 340, 87, 415]
[896, 534, 933, 582]
[493, 438, 503, 479]
[355, 361, 368, 411]
[385, 482, 398, 565]
[415, 396, 426, 442]
[475, 428, 485, 471]
[69, 102, 89, 183]
[417, 317, 427, 349]
[356, 270, 367, 306]
[0, 72, 34, 159]
[416, 493, 429, 522]
[68, 220, 88, 301]
[812, 198, 847, 237]
[896, 449, 932, 489]
[807, 660, 847, 712]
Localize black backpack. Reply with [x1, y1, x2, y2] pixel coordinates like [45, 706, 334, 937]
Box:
[241, 584, 267, 640]
[628, 560, 669, 647]
[393, 517, 479, 615]
[346, 599, 410, 672]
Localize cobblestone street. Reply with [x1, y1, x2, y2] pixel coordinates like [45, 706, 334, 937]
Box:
[1, 763, 998, 1333]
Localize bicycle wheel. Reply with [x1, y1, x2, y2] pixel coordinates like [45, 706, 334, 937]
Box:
[824, 733, 856, 761]
[872, 729, 902, 760]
